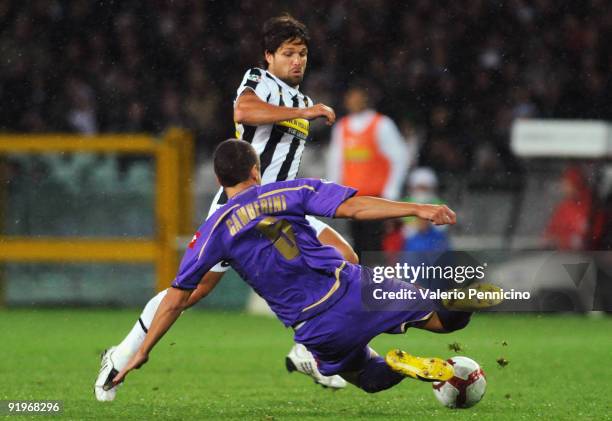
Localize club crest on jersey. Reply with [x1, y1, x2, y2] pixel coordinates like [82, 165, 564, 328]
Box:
[188, 231, 201, 249]
[247, 73, 261, 83]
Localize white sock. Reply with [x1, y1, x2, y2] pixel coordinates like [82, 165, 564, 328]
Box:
[112, 288, 168, 369]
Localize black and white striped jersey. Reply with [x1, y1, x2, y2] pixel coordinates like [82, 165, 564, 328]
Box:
[234, 67, 313, 184]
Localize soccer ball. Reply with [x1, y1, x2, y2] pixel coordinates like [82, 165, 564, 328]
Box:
[432, 356, 486, 408]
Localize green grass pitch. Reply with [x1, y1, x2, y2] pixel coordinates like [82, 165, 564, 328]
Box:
[1, 309, 611, 420]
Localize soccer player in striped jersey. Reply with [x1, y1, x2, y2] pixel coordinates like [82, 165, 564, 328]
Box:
[95, 15, 354, 401]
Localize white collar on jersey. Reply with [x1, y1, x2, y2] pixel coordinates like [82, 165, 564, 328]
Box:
[265, 70, 301, 93]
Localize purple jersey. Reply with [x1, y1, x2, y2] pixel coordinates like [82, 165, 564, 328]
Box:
[172, 179, 358, 326]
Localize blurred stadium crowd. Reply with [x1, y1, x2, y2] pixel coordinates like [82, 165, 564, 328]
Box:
[2, 0, 612, 175]
[3, 0, 612, 310]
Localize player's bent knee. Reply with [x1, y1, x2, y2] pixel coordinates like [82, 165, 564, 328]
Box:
[345, 248, 359, 264]
[436, 310, 472, 333]
[332, 241, 358, 264]
[317, 226, 359, 264]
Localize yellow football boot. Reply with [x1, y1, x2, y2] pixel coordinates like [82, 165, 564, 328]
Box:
[385, 350, 454, 382]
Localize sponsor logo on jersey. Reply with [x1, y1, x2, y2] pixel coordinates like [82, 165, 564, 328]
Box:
[277, 118, 310, 141]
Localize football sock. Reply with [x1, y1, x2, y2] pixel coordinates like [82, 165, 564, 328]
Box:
[112, 288, 168, 370]
[358, 356, 405, 393]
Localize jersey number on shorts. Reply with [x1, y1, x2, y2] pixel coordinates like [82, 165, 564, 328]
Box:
[256, 216, 300, 260]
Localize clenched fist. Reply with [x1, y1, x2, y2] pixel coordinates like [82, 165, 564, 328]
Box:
[301, 103, 336, 125]
[416, 204, 457, 226]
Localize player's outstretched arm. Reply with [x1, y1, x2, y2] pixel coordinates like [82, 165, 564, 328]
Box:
[335, 196, 456, 226]
[112, 287, 191, 386]
[234, 90, 335, 126]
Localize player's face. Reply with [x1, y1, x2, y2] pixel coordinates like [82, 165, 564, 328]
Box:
[266, 39, 308, 87]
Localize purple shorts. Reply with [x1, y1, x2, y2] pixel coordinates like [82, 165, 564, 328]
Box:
[293, 266, 435, 375]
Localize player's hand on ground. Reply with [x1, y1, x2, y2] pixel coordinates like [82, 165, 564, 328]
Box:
[301, 103, 336, 125]
[416, 204, 456, 226]
[112, 351, 149, 386]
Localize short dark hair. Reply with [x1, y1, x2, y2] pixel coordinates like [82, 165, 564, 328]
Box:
[262, 14, 309, 58]
[213, 139, 259, 187]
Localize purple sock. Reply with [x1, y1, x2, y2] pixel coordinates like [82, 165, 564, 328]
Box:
[358, 356, 405, 393]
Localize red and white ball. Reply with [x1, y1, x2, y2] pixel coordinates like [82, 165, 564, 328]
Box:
[432, 356, 486, 408]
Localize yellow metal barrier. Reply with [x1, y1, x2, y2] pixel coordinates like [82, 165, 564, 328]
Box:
[0, 130, 194, 293]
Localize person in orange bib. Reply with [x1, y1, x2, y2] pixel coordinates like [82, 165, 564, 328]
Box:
[327, 86, 410, 256]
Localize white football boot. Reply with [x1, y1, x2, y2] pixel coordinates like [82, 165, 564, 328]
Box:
[285, 343, 346, 389]
[94, 346, 120, 401]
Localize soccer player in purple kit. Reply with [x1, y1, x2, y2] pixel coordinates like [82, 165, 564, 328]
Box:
[109, 140, 495, 394]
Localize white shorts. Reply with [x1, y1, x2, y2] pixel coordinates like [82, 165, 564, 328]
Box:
[207, 187, 330, 272]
